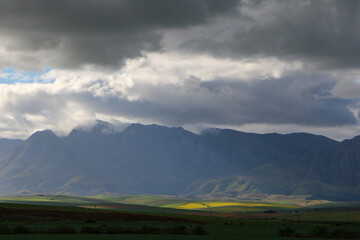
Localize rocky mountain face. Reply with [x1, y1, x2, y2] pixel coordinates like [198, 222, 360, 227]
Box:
[0, 121, 358, 200]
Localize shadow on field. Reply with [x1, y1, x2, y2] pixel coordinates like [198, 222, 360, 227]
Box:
[0, 224, 207, 235]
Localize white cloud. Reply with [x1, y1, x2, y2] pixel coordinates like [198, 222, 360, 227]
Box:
[332, 78, 360, 100]
[0, 51, 358, 140]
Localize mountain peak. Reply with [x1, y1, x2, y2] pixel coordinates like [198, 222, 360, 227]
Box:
[27, 129, 56, 140]
[125, 123, 184, 132]
[91, 120, 115, 134]
[201, 128, 221, 135]
[69, 120, 115, 136]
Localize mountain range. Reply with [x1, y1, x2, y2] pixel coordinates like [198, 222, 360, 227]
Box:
[0, 121, 359, 201]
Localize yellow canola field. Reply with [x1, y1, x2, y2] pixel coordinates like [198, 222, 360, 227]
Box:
[176, 202, 295, 209]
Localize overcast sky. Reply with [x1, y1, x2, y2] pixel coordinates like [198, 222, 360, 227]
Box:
[1, 0, 360, 140]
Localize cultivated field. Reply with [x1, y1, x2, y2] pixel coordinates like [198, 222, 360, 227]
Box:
[0, 195, 359, 239]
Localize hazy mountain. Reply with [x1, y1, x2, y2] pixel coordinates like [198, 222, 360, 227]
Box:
[0, 121, 359, 200]
[0, 138, 24, 159]
[190, 135, 360, 200]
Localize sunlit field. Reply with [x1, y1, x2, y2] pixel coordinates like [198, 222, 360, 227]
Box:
[0, 195, 359, 239]
[175, 202, 298, 210]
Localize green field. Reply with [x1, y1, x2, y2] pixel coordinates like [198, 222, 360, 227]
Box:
[1, 194, 359, 215]
[0, 195, 359, 239]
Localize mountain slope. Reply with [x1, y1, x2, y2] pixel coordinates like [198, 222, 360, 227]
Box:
[0, 122, 358, 200]
[0, 138, 24, 160]
[190, 135, 360, 200]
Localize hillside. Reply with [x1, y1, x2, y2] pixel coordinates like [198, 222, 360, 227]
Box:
[0, 121, 359, 200]
[0, 138, 24, 159]
[190, 135, 360, 200]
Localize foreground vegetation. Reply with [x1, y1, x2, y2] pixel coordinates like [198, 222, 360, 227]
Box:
[0, 195, 359, 239]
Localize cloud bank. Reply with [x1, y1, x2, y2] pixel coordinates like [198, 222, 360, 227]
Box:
[0, 0, 360, 140]
[0, 0, 238, 69]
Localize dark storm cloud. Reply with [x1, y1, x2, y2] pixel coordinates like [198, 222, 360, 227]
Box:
[69, 73, 357, 127]
[191, 75, 356, 126]
[0, 0, 239, 69]
[181, 0, 360, 70]
[2, 0, 358, 70]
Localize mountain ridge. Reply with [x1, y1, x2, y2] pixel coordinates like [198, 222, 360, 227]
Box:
[0, 122, 358, 200]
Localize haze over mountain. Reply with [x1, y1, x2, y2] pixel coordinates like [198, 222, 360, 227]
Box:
[0, 121, 359, 200]
[0, 139, 23, 160]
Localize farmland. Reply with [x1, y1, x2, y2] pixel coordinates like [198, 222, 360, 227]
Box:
[0, 195, 359, 239]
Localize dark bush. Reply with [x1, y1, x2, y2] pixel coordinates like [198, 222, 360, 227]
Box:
[119, 227, 138, 234]
[0, 225, 11, 234]
[142, 225, 161, 234]
[76, 224, 207, 235]
[46, 226, 77, 234]
[80, 226, 106, 234]
[106, 225, 123, 234]
[186, 225, 208, 235]
[193, 225, 207, 235]
[12, 225, 31, 234]
[331, 228, 360, 239]
[309, 226, 328, 237]
[167, 225, 186, 234]
[84, 219, 97, 223]
[264, 210, 276, 214]
[277, 227, 297, 237]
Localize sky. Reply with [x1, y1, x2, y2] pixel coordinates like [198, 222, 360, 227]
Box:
[0, 0, 360, 140]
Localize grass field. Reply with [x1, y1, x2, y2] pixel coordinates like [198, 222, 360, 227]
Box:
[0, 195, 359, 239]
[0, 214, 359, 240]
[2, 194, 358, 215]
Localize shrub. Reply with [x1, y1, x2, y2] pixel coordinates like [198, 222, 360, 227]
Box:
[141, 225, 161, 234]
[0, 225, 11, 234]
[193, 225, 207, 235]
[12, 225, 30, 234]
[331, 228, 360, 239]
[186, 225, 208, 235]
[167, 225, 186, 234]
[76, 224, 207, 235]
[264, 210, 276, 214]
[309, 226, 328, 237]
[80, 226, 106, 234]
[106, 225, 123, 234]
[277, 227, 296, 237]
[46, 226, 77, 234]
[84, 219, 97, 223]
[119, 227, 138, 234]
